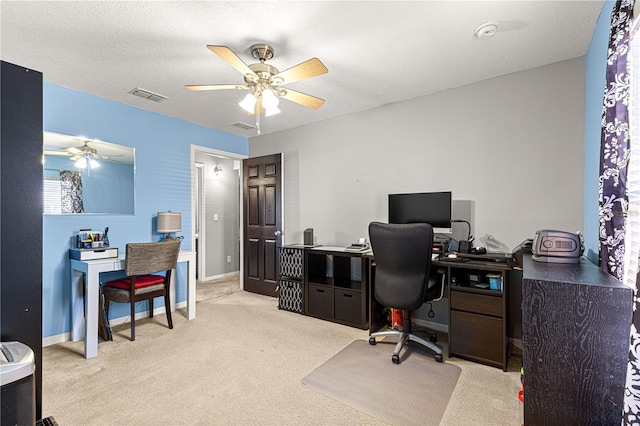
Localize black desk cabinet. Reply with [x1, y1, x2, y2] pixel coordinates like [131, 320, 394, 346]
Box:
[305, 248, 368, 329]
[522, 256, 632, 425]
[443, 260, 511, 371]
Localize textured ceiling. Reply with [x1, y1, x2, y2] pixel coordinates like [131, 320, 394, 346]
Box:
[1, 1, 605, 138]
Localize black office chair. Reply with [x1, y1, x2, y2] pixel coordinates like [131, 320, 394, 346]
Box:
[368, 221, 444, 364]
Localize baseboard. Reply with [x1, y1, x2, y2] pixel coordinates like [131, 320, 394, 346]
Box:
[202, 271, 239, 282]
[42, 301, 188, 347]
[43, 332, 71, 347]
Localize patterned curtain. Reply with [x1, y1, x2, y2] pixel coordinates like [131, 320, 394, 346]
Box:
[600, 0, 633, 279]
[598, 0, 639, 422]
[60, 170, 84, 213]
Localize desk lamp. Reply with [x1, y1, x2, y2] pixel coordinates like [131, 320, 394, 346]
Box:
[157, 211, 182, 241]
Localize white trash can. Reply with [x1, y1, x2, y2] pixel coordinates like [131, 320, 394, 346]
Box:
[1, 341, 36, 425]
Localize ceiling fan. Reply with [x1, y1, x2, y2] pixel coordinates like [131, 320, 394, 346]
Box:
[45, 140, 118, 174]
[185, 44, 328, 116]
[62, 140, 109, 160]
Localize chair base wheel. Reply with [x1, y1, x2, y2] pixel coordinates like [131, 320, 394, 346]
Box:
[430, 334, 438, 343]
[392, 354, 400, 364]
[369, 337, 377, 345]
[434, 353, 443, 363]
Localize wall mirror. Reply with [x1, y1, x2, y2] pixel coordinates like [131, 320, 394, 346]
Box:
[43, 131, 135, 214]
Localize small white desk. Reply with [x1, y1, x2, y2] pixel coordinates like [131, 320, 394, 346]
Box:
[70, 250, 196, 359]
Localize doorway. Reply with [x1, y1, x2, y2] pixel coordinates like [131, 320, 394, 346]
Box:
[192, 146, 247, 287]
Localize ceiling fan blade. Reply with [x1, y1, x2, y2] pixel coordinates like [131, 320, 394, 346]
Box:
[274, 58, 328, 85]
[43, 150, 70, 156]
[280, 89, 326, 110]
[207, 45, 258, 79]
[63, 147, 82, 154]
[185, 84, 248, 91]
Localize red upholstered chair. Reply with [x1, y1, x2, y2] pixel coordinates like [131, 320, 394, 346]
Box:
[103, 240, 181, 341]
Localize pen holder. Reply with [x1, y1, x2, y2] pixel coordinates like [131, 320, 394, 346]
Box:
[458, 240, 472, 254]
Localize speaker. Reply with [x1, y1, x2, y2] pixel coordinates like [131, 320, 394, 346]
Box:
[304, 228, 314, 245]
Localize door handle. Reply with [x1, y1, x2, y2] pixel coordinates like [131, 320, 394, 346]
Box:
[274, 230, 282, 236]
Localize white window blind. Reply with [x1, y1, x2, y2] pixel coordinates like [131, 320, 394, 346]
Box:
[43, 176, 62, 214]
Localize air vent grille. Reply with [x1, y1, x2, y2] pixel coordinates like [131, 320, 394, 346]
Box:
[128, 87, 168, 102]
[231, 121, 257, 130]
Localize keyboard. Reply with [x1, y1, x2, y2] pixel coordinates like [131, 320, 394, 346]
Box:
[438, 257, 470, 263]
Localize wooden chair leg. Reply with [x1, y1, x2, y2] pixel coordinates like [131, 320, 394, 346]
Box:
[164, 292, 173, 329]
[149, 298, 154, 318]
[130, 300, 136, 341]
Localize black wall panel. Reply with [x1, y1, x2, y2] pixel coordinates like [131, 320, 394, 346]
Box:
[1, 60, 44, 420]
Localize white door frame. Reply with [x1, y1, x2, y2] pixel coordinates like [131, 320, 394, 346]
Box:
[191, 145, 248, 288]
[194, 162, 204, 281]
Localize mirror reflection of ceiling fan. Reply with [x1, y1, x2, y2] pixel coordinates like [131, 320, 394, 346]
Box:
[45, 139, 121, 174]
[64, 141, 112, 162]
[185, 44, 328, 117]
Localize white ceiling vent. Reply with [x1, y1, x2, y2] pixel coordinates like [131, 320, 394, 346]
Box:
[231, 121, 257, 130]
[128, 87, 168, 102]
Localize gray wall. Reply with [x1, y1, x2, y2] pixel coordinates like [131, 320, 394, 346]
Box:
[250, 57, 585, 251]
[195, 152, 240, 279]
[249, 57, 586, 329]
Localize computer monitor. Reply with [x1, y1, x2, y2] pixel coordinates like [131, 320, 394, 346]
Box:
[388, 191, 452, 234]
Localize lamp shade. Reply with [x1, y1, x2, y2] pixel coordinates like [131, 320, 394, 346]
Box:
[157, 212, 181, 233]
[239, 93, 257, 113]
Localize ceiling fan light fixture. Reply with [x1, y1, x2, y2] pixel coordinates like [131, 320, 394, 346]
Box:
[239, 93, 257, 113]
[75, 157, 87, 169]
[89, 158, 100, 168]
[265, 105, 281, 117]
[262, 89, 279, 109]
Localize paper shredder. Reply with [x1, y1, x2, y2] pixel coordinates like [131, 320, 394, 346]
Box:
[1, 341, 36, 425]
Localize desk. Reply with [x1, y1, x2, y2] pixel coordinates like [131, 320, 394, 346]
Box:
[365, 254, 512, 370]
[70, 250, 196, 359]
[437, 258, 511, 371]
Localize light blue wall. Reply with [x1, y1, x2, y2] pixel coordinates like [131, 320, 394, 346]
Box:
[42, 83, 248, 339]
[584, 1, 614, 264]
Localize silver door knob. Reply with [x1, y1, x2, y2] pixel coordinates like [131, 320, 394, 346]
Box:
[274, 231, 282, 236]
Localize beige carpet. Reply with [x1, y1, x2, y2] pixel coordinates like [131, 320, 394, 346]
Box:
[41, 282, 524, 425]
[302, 340, 461, 425]
[196, 275, 241, 302]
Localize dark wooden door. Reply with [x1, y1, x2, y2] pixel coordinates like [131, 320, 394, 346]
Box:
[243, 154, 282, 296]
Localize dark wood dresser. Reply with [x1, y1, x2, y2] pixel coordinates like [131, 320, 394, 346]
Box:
[522, 255, 632, 425]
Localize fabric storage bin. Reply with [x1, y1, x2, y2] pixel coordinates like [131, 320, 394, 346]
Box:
[278, 280, 304, 314]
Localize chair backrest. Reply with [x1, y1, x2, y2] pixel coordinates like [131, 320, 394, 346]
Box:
[124, 240, 181, 276]
[368, 221, 434, 311]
